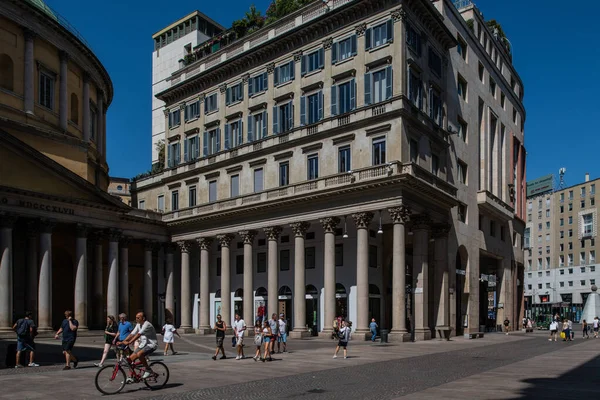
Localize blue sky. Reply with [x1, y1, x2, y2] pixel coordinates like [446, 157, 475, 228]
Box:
[46, 0, 599, 187]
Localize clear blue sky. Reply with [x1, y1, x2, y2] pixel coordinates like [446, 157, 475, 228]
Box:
[47, 0, 600, 187]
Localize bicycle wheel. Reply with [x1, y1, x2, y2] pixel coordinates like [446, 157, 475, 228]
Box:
[144, 361, 169, 390]
[95, 365, 126, 395]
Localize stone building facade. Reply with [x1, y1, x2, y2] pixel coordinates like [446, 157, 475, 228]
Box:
[130, 0, 527, 339]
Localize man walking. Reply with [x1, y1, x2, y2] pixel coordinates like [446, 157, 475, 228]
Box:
[117, 313, 133, 360]
[54, 310, 79, 370]
[593, 317, 599, 338]
[13, 311, 39, 368]
[277, 314, 288, 353]
[233, 313, 246, 360]
[268, 313, 279, 355]
[369, 318, 378, 342]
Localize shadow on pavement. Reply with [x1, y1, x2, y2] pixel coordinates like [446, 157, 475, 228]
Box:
[513, 353, 600, 399]
[1, 338, 106, 368]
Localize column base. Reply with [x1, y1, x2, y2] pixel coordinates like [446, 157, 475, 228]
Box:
[289, 329, 311, 339]
[0, 327, 14, 333]
[37, 327, 53, 333]
[77, 326, 89, 332]
[225, 328, 234, 336]
[178, 326, 195, 334]
[388, 331, 411, 342]
[414, 328, 432, 341]
[319, 329, 336, 339]
[195, 327, 214, 335]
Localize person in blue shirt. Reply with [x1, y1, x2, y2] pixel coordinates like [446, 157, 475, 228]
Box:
[54, 310, 79, 370]
[369, 318, 378, 342]
[117, 313, 133, 360]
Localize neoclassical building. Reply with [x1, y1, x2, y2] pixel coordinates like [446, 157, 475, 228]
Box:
[133, 0, 527, 339]
[0, 0, 169, 332]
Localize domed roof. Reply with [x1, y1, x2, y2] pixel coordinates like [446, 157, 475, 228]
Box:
[26, 0, 59, 22]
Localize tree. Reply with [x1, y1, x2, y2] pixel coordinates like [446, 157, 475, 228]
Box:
[152, 139, 165, 173]
[244, 4, 265, 33]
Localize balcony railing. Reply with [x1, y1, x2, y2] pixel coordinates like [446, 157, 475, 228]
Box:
[453, 0, 474, 10]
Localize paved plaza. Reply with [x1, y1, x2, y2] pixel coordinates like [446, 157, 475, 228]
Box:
[1, 330, 598, 399]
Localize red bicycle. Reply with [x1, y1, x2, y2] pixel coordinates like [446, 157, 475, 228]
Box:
[94, 345, 169, 395]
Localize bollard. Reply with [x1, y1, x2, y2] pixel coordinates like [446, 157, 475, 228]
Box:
[380, 329, 389, 343]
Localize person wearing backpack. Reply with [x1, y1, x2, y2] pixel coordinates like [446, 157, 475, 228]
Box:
[12, 311, 39, 368]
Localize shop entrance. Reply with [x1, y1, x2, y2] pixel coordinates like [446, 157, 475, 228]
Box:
[335, 283, 348, 321]
[278, 286, 292, 331]
[234, 288, 243, 319]
[305, 284, 319, 335]
[368, 284, 381, 323]
[254, 287, 267, 324]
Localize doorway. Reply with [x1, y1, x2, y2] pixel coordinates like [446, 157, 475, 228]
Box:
[335, 283, 348, 321]
[278, 286, 292, 330]
[305, 284, 319, 335]
[369, 284, 381, 324]
[234, 288, 243, 320]
[255, 287, 267, 325]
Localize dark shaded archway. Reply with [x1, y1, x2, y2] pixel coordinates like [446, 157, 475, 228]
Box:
[455, 246, 468, 335]
[52, 245, 73, 329]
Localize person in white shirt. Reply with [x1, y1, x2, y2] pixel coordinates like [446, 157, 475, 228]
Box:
[119, 311, 158, 379]
[277, 314, 288, 353]
[548, 320, 558, 342]
[232, 313, 246, 360]
[162, 318, 181, 356]
[593, 317, 600, 338]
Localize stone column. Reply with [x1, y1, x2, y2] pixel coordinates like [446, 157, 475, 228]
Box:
[433, 224, 451, 333]
[97, 90, 104, 156]
[217, 234, 234, 327]
[353, 212, 374, 337]
[319, 217, 339, 337]
[178, 241, 193, 332]
[197, 238, 213, 333]
[83, 74, 91, 142]
[143, 241, 154, 323]
[239, 230, 257, 330]
[388, 206, 410, 342]
[74, 224, 88, 330]
[290, 221, 310, 338]
[165, 244, 175, 323]
[26, 221, 38, 319]
[412, 214, 431, 341]
[0, 215, 16, 332]
[59, 51, 69, 131]
[102, 111, 107, 156]
[93, 233, 103, 325]
[23, 29, 36, 114]
[119, 237, 130, 317]
[106, 230, 120, 319]
[499, 258, 512, 330]
[38, 220, 54, 332]
[264, 226, 282, 318]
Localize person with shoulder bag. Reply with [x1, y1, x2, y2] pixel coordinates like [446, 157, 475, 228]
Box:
[13, 311, 38, 368]
[252, 321, 263, 361]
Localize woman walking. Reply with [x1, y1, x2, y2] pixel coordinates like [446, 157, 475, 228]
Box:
[583, 319, 589, 339]
[562, 319, 571, 341]
[262, 320, 273, 362]
[94, 315, 118, 367]
[252, 321, 262, 361]
[548, 319, 558, 341]
[162, 318, 181, 355]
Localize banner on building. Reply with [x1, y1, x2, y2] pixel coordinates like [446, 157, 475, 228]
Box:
[527, 174, 554, 197]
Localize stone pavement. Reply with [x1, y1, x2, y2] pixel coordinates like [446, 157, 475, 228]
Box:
[0, 331, 596, 399]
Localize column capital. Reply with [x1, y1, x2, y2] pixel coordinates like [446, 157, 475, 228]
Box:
[75, 223, 89, 238]
[319, 217, 340, 233]
[431, 223, 451, 239]
[352, 212, 374, 229]
[39, 219, 56, 233]
[290, 221, 311, 237]
[0, 213, 18, 229]
[391, 7, 407, 23]
[59, 50, 69, 62]
[412, 214, 432, 231]
[177, 240, 193, 253]
[263, 226, 283, 241]
[83, 71, 91, 83]
[22, 28, 37, 41]
[322, 37, 333, 50]
[388, 206, 411, 224]
[91, 230, 105, 242]
[217, 233, 235, 247]
[293, 51, 303, 62]
[238, 230, 258, 244]
[164, 242, 176, 254]
[107, 228, 122, 242]
[26, 220, 39, 236]
[355, 22, 367, 36]
[144, 240, 155, 251]
[266, 62, 275, 74]
[119, 236, 132, 248]
[196, 237, 213, 250]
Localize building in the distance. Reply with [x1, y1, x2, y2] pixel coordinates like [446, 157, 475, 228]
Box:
[133, 0, 527, 339]
[524, 173, 598, 322]
[108, 177, 132, 205]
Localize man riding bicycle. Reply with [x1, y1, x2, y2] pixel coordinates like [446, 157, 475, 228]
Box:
[118, 311, 158, 379]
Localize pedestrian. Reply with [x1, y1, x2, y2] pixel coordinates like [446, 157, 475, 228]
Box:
[232, 313, 246, 360]
[561, 319, 571, 342]
[117, 313, 133, 360]
[261, 320, 273, 362]
[162, 318, 181, 356]
[252, 321, 262, 361]
[94, 315, 118, 367]
[212, 314, 227, 360]
[594, 317, 600, 338]
[369, 317, 378, 342]
[277, 313, 288, 353]
[567, 319, 574, 340]
[526, 318, 533, 333]
[257, 302, 265, 325]
[54, 310, 79, 370]
[333, 320, 350, 359]
[268, 313, 279, 355]
[522, 317, 527, 330]
[12, 311, 38, 368]
[583, 319, 589, 339]
[548, 320, 558, 342]
[503, 318, 510, 335]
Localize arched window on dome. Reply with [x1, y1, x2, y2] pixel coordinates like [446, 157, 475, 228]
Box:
[0, 54, 14, 92]
[70, 93, 79, 124]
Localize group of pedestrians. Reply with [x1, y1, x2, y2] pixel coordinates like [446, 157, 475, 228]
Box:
[547, 315, 600, 342]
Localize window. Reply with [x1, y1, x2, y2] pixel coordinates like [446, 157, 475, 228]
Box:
[208, 180, 217, 202]
[569, 190, 573, 200]
[583, 214, 594, 237]
[372, 137, 386, 165]
[478, 62, 484, 82]
[560, 218, 564, 226]
[581, 186, 587, 197]
[592, 184, 596, 195]
[591, 251, 596, 263]
[407, 67, 422, 109]
[307, 154, 319, 180]
[527, 284, 532, 290]
[560, 282, 564, 288]
[546, 221, 551, 230]
[537, 260, 542, 269]
[592, 198, 596, 206]
[224, 119, 243, 149]
[230, 174, 239, 197]
[546, 257, 550, 268]
[203, 128, 221, 156]
[331, 79, 357, 115]
[568, 203, 573, 211]
[157, 195, 165, 212]
[456, 35, 467, 60]
[409, 138, 419, 162]
[458, 204, 467, 223]
[39, 70, 55, 110]
[591, 265, 596, 272]
[279, 162, 289, 186]
[429, 87, 442, 126]
[253, 168, 264, 193]
[255, 252, 266, 273]
[167, 141, 181, 168]
[188, 185, 197, 207]
[332, 35, 357, 63]
[138, 200, 145, 210]
[581, 280, 586, 286]
[546, 209, 550, 217]
[279, 249, 290, 271]
[457, 160, 467, 185]
[247, 111, 267, 141]
[235, 254, 244, 275]
[524, 228, 530, 248]
[560, 244, 564, 252]
[568, 281, 573, 287]
[431, 154, 440, 176]
[0, 54, 14, 91]
[559, 256, 564, 267]
[301, 48, 324, 76]
[338, 146, 351, 173]
[489, 78, 496, 98]
[457, 74, 467, 101]
[581, 200, 586, 208]
[335, 244, 344, 266]
[568, 229, 573, 237]
[184, 100, 200, 121]
[300, 91, 323, 125]
[184, 135, 200, 162]
[490, 220, 496, 237]
[591, 279, 596, 285]
[581, 265, 586, 273]
[406, 24, 421, 54]
[428, 47, 442, 77]
[546, 283, 550, 289]
[305, 247, 316, 269]
[366, 20, 393, 50]
[369, 245, 378, 268]
[568, 242, 573, 250]
[500, 92, 505, 109]
[560, 206, 564, 213]
[458, 118, 467, 142]
[537, 284, 542, 289]
[204, 93, 218, 113]
[568, 216, 573, 225]
[546, 234, 550, 242]
[248, 72, 268, 96]
[274, 60, 295, 85]
[273, 101, 294, 134]
[568, 255, 573, 266]
[171, 190, 179, 211]
[225, 82, 243, 105]
[365, 66, 392, 105]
